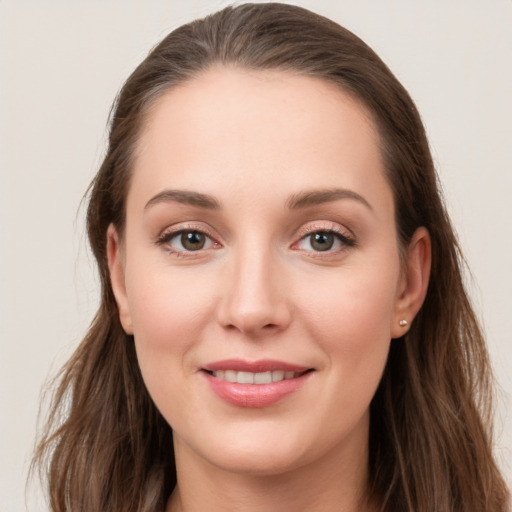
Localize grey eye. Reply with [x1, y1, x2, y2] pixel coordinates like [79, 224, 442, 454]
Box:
[309, 232, 335, 251]
[294, 229, 353, 253]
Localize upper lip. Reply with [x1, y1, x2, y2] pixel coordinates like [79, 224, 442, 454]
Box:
[202, 359, 312, 373]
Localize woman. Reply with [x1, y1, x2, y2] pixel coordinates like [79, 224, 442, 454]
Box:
[33, 3, 510, 511]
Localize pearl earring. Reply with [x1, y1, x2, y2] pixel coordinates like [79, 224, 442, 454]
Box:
[399, 319, 408, 327]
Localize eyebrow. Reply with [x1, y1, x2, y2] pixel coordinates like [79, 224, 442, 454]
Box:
[287, 188, 373, 211]
[144, 187, 372, 212]
[144, 189, 221, 210]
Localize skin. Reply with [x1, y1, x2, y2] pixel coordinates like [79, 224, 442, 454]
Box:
[107, 67, 431, 512]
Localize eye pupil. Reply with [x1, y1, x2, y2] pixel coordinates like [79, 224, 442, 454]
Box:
[311, 232, 334, 251]
[181, 231, 206, 251]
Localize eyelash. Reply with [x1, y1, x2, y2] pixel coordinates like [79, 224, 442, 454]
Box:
[292, 224, 356, 255]
[155, 225, 220, 257]
[155, 223, 356, 258]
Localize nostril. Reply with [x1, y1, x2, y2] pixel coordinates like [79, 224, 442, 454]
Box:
[217, 294, 292, 335]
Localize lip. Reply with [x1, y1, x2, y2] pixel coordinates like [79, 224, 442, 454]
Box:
[202, 359, 314, 408]
[203, 358, 310, 373]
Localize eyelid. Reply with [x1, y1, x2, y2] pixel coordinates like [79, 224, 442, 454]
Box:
[294, 221, 354, 241]
[291, 221, 356, 253]
[155, 222, 222, 255]
[154, 220, 355, 257]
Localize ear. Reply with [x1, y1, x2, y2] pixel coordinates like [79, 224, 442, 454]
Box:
[391, 227, 431, 338]
[106, 224, 134, 335]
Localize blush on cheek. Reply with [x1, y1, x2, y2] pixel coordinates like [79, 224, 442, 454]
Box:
[129, 269, 211, 338]
[297, 276, 395, 409]
[303, 276, 395, 334]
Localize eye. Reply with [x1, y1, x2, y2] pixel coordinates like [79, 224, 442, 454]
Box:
[294, 228, 355, 253]
[157, 228, 218, 254]
[175, 231, 208, 251]
[307, 232, 337, 251]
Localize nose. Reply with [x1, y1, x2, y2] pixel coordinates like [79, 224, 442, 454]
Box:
[216, 244, 292, 337]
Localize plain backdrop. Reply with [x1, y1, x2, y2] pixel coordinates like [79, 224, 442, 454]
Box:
[1, 1, 511, 510]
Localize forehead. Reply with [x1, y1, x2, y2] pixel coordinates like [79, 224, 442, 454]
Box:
[129, 66, 391, 214]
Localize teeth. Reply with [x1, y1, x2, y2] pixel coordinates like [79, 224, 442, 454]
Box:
[211, 369, 301, 384]
[272, 370, 284, 382]
[237, 371, 254, 384]
[254, 371, 272, 384]
[224, 370, 237, 383]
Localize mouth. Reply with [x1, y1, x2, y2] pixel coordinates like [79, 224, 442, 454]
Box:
[201, 359, 315, 408]
[204, 369, 311, 384]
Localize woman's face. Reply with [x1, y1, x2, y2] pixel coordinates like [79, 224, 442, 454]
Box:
[109, 67, 427, 477]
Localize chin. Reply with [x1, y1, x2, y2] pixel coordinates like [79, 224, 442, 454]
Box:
[208, 446, 308, 477]
[187, 424, 320, 477]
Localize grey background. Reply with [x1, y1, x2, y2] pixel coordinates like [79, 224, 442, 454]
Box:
[1, 1, 511, 510]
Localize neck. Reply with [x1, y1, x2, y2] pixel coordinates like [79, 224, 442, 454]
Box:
[166, 427, 376, 512]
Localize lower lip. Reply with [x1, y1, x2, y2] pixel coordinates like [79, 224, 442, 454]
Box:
[203, 371, 312, 408]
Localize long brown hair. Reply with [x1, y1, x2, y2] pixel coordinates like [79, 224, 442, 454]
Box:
[33, 3, 509, 511]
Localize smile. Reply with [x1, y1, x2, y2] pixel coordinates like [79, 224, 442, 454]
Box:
[208, 370, 304, 384]
[202, 359, 314, 408]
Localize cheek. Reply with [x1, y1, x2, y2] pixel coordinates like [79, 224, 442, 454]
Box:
[302, 265, 397, 336]
[127, 264, 213, 341]
[124, 267, 221, 432]
[124, 264, 217, 394]
[298, 260, 399, 388]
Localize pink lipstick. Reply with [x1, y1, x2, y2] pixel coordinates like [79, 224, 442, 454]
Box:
[202, 359, 314, 408]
